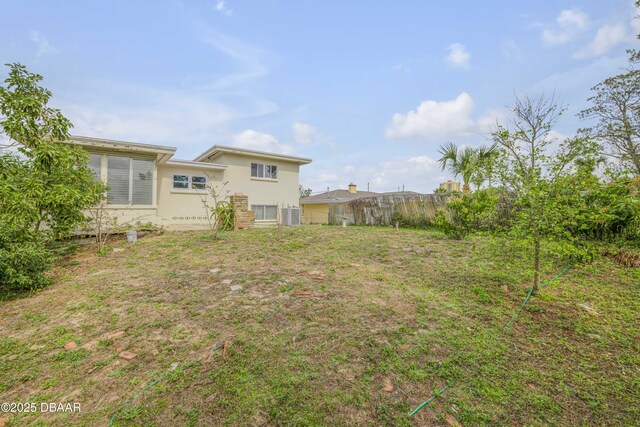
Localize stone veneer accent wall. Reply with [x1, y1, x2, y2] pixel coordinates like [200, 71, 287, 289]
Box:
[229, 193, 255, 229]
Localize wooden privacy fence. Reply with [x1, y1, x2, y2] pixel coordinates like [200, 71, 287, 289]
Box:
[328, 194, 450, 226]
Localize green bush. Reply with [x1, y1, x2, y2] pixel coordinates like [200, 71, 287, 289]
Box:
[433, 190, 500, 239]
[0, 224, 52, 292]
[433, 209, 467, 239]
[211, 201, 235, 231]
[577, 177, 640, 242]
[0, 63, 106, 293]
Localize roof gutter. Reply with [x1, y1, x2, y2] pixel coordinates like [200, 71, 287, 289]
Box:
[69, 135, 177, 164]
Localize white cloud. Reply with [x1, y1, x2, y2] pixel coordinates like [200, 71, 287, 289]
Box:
[29, 31, 57, 56]
[215, 1, 233, 16]
[631, 2, 640, 34]
[64, 85, 235, 152]
[530, 54, 627, 109]
[445, 43, 471, 68]
[542, 9, 589, 45]
[573, 24, 628, 59]
[232, 129, 295, 155]
[55, 27, 278, 160]
[301, 155, 442, 194]
[199, 29, 268, 90]
[292, 122, 317, 144]
[476, 108, 508, 134]
[502, 39, 523, 61]
[386, 92, 477, 140]
[393, 64, 411, 72]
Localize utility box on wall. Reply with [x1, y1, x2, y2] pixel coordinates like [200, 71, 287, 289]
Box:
[281, 207, 301, 226]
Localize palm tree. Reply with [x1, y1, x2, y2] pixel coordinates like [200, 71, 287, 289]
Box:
[471, 144, 499, 190]
[437, 142, 475, 193]
[438, 142, 498, 193]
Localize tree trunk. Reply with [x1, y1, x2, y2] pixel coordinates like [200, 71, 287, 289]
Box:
[462, 182, 470, 194]
[533, 229, 540, 295]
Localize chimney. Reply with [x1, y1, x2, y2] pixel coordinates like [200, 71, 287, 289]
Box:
[348, 183, 357, 194]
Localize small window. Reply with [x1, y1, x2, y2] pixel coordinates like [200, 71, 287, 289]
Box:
[251, 204, 278, 221]
[172, 174, 207, 190]
[173, 175, 189, 189]
[250, 163, 277, 179]
[191, 176, 207, 190]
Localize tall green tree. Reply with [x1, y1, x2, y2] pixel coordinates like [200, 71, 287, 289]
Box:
[0, 63, 105, 290]
[578, 68, 640, 176]
[493, 94, 600, 293]
[579, 0, 640, 176]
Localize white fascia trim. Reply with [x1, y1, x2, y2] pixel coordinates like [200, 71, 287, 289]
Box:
[194, 145, 312, 164]
[69, 135, 176, 164]
[164, 160, 227, 170]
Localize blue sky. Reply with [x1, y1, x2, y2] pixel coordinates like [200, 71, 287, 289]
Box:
[1, 0, 638, 193]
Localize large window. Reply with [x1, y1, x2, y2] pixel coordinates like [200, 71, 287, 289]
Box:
[251, 163, 277, 179]
[252, 205, 278, 221]
[106, 155, 154, 205]
[172, 174, 207, 190]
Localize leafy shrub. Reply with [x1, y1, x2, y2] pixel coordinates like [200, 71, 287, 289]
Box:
[211, 201, 235, 231]
[577, 177, 640, 242]
[0, 223, 52, 292]
[0, 63, 106, 292]
[433, 190, 500, 239]
[433, 209, 467, 239]
[390, 212, 432, 229]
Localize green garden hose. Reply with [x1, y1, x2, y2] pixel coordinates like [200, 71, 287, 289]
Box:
[408, 263, 572, 418]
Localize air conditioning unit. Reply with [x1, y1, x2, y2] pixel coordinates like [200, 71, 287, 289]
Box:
[281, 207, 301, 226]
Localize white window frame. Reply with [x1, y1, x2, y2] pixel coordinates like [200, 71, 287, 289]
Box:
[86, 151, 157, 207]
[250, 162, 278, 180]
[172, 173, 208, 191]
[106, 155, 155, 206]
[251, 204, 278, 221]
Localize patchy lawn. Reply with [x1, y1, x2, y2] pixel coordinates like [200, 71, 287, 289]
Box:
[0, 226, 638, 426]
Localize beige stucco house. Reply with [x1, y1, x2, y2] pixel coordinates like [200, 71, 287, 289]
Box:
[70, 136, 311, 229]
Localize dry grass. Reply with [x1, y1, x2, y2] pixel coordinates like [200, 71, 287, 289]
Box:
[604, 248, 640, 268]
[0, 226, 638, 426]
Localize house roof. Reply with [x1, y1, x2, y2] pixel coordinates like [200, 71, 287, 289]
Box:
[194, 144, 312, 165]
[300, 189, 422, 205]
[69, 136, 313, 167]
[300, 189, 380, 205]
[70, 135, 176, 164]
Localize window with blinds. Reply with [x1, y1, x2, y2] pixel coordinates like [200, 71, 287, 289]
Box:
[132, 159, 154, 204]
[251, 205, 278, 221]
[88, 153, 102, 180]
[106, 155, 154, 205]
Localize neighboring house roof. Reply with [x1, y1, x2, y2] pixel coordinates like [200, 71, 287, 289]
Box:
[380, 191, 421, 196]
[70, 135, 176, 164]
[194, 144, 312, 165]
[300, 190, 423, 205]
[300, 189, 380, 205]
